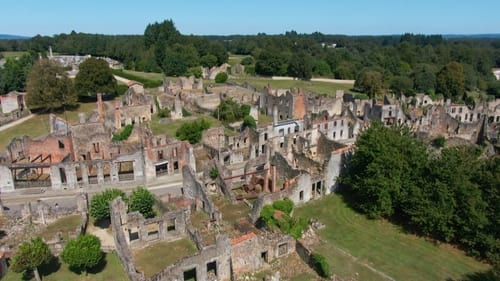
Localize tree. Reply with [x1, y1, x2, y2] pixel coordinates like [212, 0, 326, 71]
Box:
[175, 118, 210, 144]
[312, 60, 332, 77]
[354, 70, 384, 98]
[215, 72, 228, 83]
[0, 54, 33, 94]
[412, 64, 436, 93]
[287, 52, 313, 80]
[200, 54, 218, 68]
[242, 115, 257, 129]
[436, 61, 465, 100]
[61, 234, 102, 274]
[128, 187, 156, 218]
[240, 56, 254, 66]
[90, 189, 126, 222]
[214, 98, 248, 122]
[390, 75, 414, 96]
[255, 50, 289, 76]
[10, 237, 52, 281]
[75, 57, 117, 97]
[26, 59, 77, 111]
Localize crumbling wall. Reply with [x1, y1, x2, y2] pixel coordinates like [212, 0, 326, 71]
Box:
[148, 236, 231, 281]
[182, 165, 217, 218]
[110, 198, 144, 281]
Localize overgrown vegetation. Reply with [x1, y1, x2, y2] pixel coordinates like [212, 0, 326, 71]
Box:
[209, 167, 219, 179]
[311, 253, 331, 278]
[128, 187, 156, 219]
[175, 118, 210, 144]
[341, 121, 500, 264]
[260, 198, 307, 239]
[214, 71, 228, 83]
[213, 98, 251, 123]
[89, 189, 127, 223]
[112, 124, 133, 141]
[111, 69, 162, 88]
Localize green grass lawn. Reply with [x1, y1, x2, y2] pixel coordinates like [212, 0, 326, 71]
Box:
[294, 195, 491, 281]
[228, 77, 352, 96]
[133, 238, 197, 278]
[0, 101, 100, 151]
[1, 51, 29, 58]
[148, 114, 222, 137]
[122, 70, 163, 82]
[2, 252, 128, 281]
[228, 54, 247, 66]
[39, 215, 83, 241]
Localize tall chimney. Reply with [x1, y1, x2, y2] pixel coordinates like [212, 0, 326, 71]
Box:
[114, 102, 121, 130]
[97, 93, 104, 122]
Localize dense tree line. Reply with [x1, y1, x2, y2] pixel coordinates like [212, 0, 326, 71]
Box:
[1, 24, 500, 96]
[341, 122, 499, 264]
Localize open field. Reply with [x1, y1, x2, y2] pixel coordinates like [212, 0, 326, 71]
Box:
[294, 195, 491, 281]
[228, 54, 247, 66]
[133, 238, 197, 278]
[1, 51, 29, 58]
[2, 252, 128, 281]
[228, 77, 353, 96]
[122, 69, 163, 82]
[0, 101, 101, 150]
[39, 214, 82, 241]
[148, 114, 222, 137]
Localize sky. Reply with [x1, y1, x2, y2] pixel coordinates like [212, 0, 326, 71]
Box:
[2, 0, 500, 37]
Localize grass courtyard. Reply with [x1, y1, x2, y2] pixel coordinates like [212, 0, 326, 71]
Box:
[132, 238, 197, 278]
[2, 252, 128, 281]
[229, 77, 353, 96]
[294, 194, 490, 281]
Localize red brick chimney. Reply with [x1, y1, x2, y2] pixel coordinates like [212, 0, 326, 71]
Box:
[97, 93, 104, 122]
[114, 102, 121, 130]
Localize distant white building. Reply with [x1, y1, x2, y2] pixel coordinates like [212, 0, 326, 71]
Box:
[493, 68, 500, 80]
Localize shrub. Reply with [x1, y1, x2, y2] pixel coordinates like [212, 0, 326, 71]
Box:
[209, 167, 219, 179]
[273, 198, 294, 215]
[215, 72, 228, 83]
[432, 135, 446, 148]
[175, 118, 210, 144]
[242, 115, 257, 129]
[90, 189, 126, 222]
[241, 56, 254, 66]
[112, 124, 133, 141]
[158, 108, 170, 118]
[311, 253, 331, 278]
[128, 187, 156, 219]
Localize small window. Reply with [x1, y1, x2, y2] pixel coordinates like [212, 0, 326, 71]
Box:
[93, 143, 100, 153]
[58, 140, 65, 149]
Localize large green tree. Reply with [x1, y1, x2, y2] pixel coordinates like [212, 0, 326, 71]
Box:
[128, 187, 156, 218]
[61, 234, 102, 274]
[26, 59, 77, 111]
[75, 57, 117, 97]
[354, 70, 384, 98]
[175, 118, 210, 144]
[436, 61, 465, 100]
[89, 189, 126, 222]
[390, 75, 414, 96]
[10, 237, 52, 281]
[287, 52, 313, 80]
[0, 54, 33, 94]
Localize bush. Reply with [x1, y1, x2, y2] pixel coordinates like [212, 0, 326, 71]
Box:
[209, 167, 219, 179]
[311, 253, 331, 278]
[175, 118, 210, 144]
[112, 124, 133, 141]
[182, 107, 192, 117]
[432, 135, 446, 148]
[215, 72, 228, 83]
[242, 115, 257, 129]
[273, 198, 294, 215]
[186, 66, 202, 78]
[158, 108, 170, 118]
[90, 189, 126, 222]
[128, 187, 156, 219]
[241, 56, 254, 66]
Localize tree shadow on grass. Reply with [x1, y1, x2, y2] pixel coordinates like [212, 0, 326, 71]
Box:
[39, 256, 61, 277]
[87, 252, 108, 275]
[93, 218, 111, 229]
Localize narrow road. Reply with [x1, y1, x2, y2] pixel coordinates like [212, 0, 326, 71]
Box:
[0, 114, 35, 132]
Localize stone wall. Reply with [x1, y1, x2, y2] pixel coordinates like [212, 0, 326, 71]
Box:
[147, 236, 231, 281]
[182, 166, 218, 219]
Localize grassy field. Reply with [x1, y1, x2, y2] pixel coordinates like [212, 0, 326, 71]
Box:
[39, 215, 83, 241]
[133, 238, 197, 278]
[228, 54, 247, 66]
[0, 101, 100, 150]
[148, 114, 222, 137]
[2, 252, 128, 281]
[122, 70, 163, 82]
[294, 195, 490, 281]
[1, 51, 29, 58]
[228, 77, 353, 96]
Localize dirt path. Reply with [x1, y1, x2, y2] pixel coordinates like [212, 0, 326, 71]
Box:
[0, 114, 35, 132]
